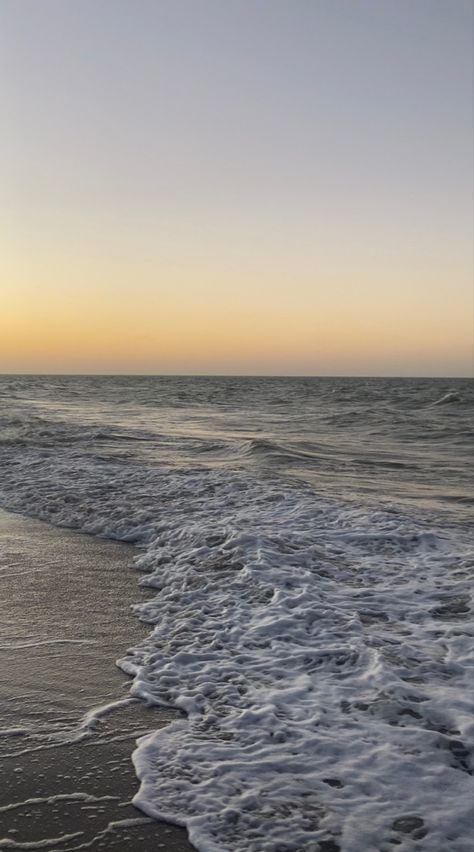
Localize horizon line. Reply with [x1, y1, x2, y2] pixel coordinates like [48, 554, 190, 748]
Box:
[0, 372, 472, 380]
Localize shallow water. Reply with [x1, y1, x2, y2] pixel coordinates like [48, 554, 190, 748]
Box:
[0, 375, 472, 851]
[0, 509, 193, 851]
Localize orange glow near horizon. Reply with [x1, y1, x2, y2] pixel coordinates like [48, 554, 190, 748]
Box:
[2, 252, 472, 376]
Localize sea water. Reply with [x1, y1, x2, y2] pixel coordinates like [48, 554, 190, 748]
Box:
[0, 375, 472, 852]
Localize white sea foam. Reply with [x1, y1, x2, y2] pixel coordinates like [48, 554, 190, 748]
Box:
[0, 795, 119, 815]
[0, 446, 472, 851]
[80, 698, 137, 732]
[0, 833, 84, 849]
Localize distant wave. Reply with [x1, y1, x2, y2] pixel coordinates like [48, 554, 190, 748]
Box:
[431, 391, 462, 406]
[238, 437, 322, 465]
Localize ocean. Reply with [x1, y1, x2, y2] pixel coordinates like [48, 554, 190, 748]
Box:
[0, 375, 472, 852]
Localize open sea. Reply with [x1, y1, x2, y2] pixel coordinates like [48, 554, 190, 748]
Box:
[0, 375, 473, 852]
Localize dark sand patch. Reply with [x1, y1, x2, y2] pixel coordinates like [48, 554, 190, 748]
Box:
[0, 509, 195, 850]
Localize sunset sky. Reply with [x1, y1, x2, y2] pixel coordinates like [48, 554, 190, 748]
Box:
[1, 0, 472, 376]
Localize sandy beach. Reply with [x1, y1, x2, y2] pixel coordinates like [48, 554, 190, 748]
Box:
[0, 508, 195, 851]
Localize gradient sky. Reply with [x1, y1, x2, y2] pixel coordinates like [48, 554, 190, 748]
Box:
[1, 0, 472, 375]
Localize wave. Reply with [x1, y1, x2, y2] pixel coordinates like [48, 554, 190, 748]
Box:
[236, 437, 329, 467]
[431, 391, 462, 406]
[0, 434, 473, 851]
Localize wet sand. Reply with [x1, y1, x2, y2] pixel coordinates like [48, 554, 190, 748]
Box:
[0, 509, 195, 851]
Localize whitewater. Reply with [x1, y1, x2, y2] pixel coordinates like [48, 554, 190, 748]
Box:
[0, 375, 472, 852]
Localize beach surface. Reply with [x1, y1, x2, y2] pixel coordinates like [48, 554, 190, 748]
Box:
[0, 508, 195, 851]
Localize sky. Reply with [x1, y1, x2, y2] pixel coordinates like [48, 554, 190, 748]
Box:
[1, 0, 472, 376]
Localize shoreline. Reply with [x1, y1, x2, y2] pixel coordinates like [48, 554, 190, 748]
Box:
[0, 508, 195, 851]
